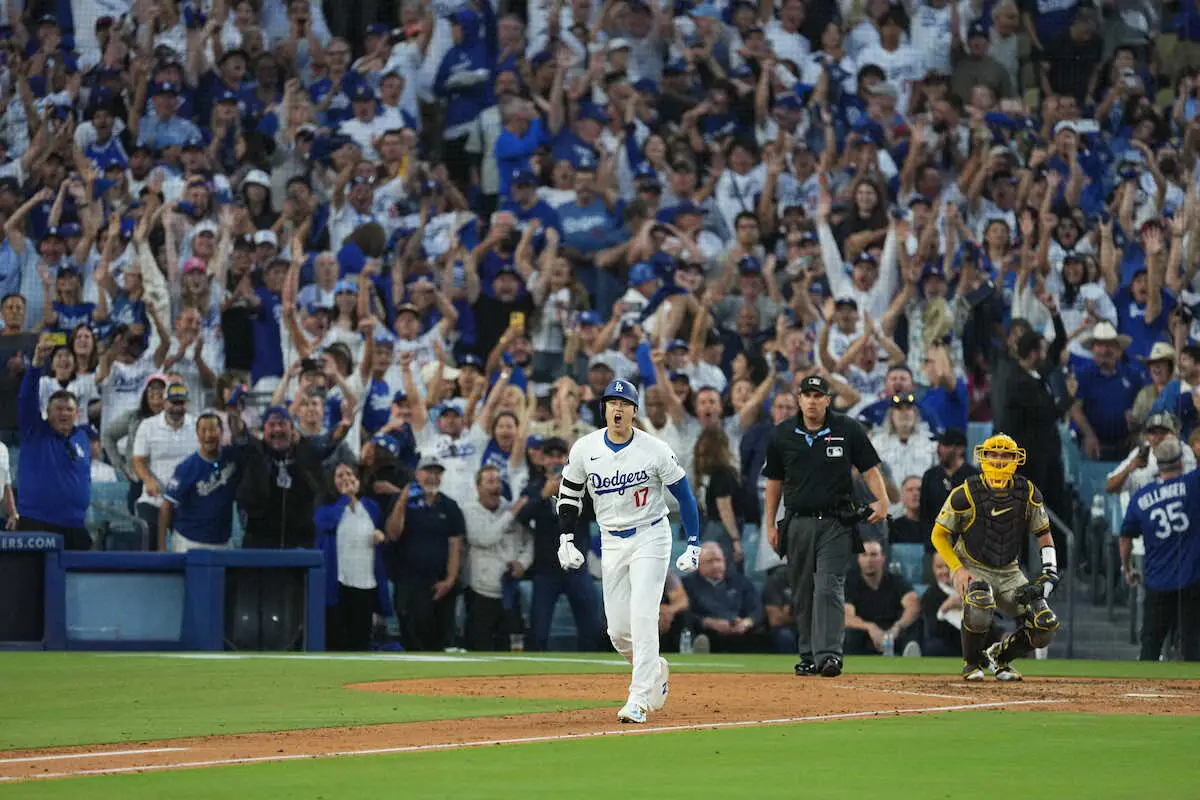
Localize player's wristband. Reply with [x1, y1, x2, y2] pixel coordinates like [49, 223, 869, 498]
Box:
[1040, 545, 1057, 574]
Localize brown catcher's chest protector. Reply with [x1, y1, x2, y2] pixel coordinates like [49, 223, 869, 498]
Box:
[960, 474, 1030, 568]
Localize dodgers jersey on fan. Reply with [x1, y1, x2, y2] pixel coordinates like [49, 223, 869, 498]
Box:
[563, 428, 686, 532]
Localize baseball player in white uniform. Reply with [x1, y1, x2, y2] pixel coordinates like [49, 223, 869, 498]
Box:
[556, 379, 702, 724]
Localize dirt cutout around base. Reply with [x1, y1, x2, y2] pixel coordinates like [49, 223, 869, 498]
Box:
[4, 673, 1200, 782]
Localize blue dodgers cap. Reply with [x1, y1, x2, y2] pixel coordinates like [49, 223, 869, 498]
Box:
[628, 262, 657, 286]
[689, 2, 721, 18]
[366, 22, 389, 36]
[853, 251, 878, 267]
[738, 255, 762, 274]
[215, 87, 239, 104]
[632, 78, 659, 95]
[182, 130, 209, 150]
[511, 167, 537, 186]
[459, 353, 484, 371]
[526, 434, 545, 449]
[664, 58, 688, 74]
[436, 401, 462, 416]
[601, 379, 638, 407]
[775, 93, 804, 111]
[667, 338, 689, 352]
[633, 162, 658, 181]
[262, 405, 291, 424]
[578, 102, 610, 124]
[670, 200, 703, 221]
[371, 433, 402, 458]
[152, 81, 180, 96]
[334, 279, 358, 294]
[578, 310, 604, 327]
[968, 21, 988, 39]
[351, 84, 376, 102]
[391, 389, 409, 404]
[921, 261, 947, 282]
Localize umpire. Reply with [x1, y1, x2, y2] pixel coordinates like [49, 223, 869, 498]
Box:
[763, 375, 889, 677]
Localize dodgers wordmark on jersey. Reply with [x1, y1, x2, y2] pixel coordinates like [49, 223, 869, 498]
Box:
[562, 428, 686, 533]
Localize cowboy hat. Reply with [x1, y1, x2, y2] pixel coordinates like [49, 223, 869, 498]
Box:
[1081, 321, 1132, 350]
[1141, 341, 1176, 364]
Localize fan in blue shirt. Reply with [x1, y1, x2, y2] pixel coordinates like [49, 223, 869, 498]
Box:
[160, 413, 246, 551]
[1113, 265, 1174, 360]
[249, 261, 289, 386]
[16, 350, 92, 549]
[45, 266, 100, 333]
[1071, 324, 1146, 457]
[499, 169, 562, 238]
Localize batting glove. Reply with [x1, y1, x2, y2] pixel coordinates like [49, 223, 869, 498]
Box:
[557, 534, 585, 570]
[676, 544, 701, 575]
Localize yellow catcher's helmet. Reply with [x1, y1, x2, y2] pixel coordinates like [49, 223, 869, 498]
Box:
[974, 433, 1026, 489]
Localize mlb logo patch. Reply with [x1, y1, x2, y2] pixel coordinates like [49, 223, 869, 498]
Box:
[826, 446, 844, 458]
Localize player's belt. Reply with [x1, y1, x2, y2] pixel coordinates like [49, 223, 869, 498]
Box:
[605, 517, 664, 539]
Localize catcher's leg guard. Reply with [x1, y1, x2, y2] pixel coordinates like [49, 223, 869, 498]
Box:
[960, 580, 996, 666]
[998, 586, 1060, 662]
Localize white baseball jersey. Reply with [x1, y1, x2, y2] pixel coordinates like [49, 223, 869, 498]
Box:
[563, 428, 685, 533]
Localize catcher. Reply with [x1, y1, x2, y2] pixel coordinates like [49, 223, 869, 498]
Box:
[930, 434, 1060, 681]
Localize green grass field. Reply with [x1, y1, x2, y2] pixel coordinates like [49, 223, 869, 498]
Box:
[2, 653, 1199, 799]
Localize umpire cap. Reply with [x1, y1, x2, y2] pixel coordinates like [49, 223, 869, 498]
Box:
[799, 375, 831, 396]
[602, 379, 639, 408]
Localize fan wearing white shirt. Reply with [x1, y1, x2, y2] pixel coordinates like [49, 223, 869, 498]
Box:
[555, 379, 701, 724]
[856, 8, 924, 112]
[910, 0, 956, 77]
[339, 86, 390, 161]
[765, 0, 812, 66]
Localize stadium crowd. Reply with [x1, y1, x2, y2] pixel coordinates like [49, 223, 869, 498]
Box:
[0, 0, 1198, 657]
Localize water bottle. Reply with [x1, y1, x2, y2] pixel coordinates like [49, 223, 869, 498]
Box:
[882, 633, 895, 657]
[679, 629, 694, 654]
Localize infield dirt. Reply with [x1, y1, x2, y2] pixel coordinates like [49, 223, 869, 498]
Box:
[4, 673, 1199, 781]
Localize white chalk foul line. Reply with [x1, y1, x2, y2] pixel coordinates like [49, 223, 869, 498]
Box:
[1125, 693, 1186, 699]
[0, 748, 189, 765]
[828, 683, 970, 701]
[0, 698, 1059, 782]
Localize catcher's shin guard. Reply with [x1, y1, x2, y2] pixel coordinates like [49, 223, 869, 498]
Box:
[997, 585, 1061, 662]
[960, 580, 996, 667]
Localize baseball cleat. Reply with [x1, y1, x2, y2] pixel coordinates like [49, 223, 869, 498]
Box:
[962, 664, 986, 682]
[794, 659, 819, 676]
[819, 655, 843, 677]
[617, 700, 647, 724]
[648, 657, 669, 711]
[984, 643, 1023, 682]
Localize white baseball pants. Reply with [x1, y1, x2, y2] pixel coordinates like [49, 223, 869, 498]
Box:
[601, 518, 670, 707]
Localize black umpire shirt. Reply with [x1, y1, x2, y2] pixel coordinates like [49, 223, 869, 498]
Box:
[762, 411, 881, 514]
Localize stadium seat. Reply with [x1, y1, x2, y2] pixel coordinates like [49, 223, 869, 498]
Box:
[889, 543, 926, 587]
[87, 480, 149, 551]
[966, 422, 993, 455]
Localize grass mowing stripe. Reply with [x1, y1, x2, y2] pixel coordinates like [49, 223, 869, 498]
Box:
[1, 652, 1197, 750]
[0, 712, 1193, 799]
[0, 699, 1059, 782]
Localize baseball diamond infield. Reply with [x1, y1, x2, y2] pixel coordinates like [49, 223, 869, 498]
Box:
[4, 672, 1199, 782]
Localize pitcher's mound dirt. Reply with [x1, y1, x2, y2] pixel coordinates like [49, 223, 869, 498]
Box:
[4, 673, 1199, 782]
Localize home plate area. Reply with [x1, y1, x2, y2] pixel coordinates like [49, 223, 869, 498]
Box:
[4, 674, 1199, 781]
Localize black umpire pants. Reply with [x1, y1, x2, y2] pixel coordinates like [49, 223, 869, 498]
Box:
[786, 516, 852, 664]
[1140, 581, 1200, 662]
